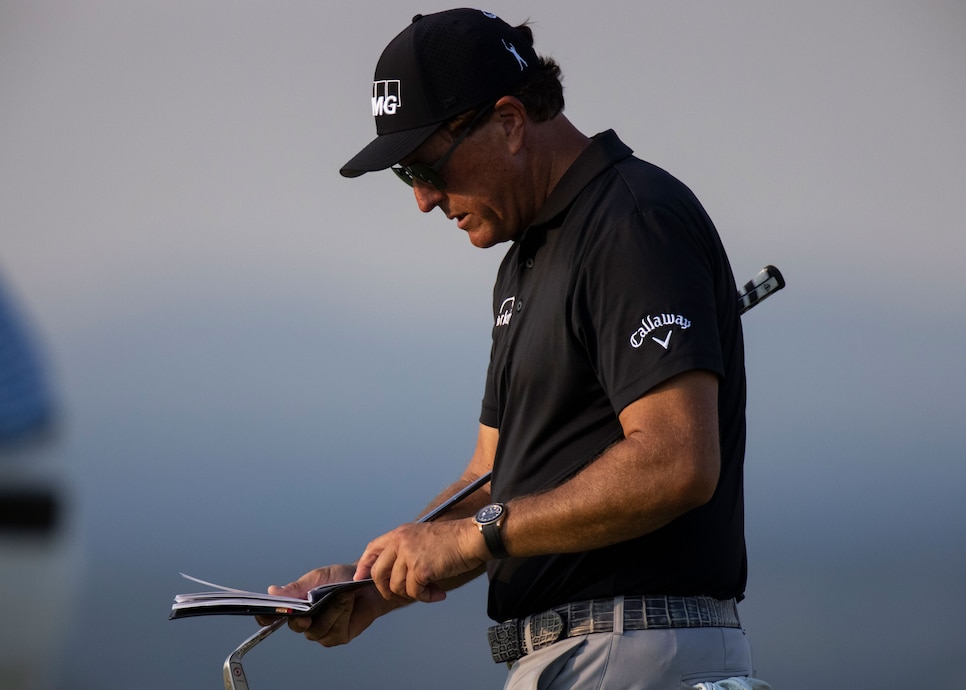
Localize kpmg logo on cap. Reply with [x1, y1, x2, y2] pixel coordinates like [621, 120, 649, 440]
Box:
[372, 80, 401, 117]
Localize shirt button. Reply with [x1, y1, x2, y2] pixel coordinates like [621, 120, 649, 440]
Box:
[525, 258, 534, 269]
[516, 301, 524, 312]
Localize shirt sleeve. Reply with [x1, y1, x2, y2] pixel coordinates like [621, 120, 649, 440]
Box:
[571, 206, 725, 415]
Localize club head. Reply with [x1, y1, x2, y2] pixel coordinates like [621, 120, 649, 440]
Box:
[223, 619, 286, 690]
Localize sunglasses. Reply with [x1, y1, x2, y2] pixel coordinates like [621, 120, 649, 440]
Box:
[391, 101, 496, 190]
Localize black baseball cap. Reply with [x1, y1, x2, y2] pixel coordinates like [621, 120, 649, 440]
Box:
[339, 9, 539, 178]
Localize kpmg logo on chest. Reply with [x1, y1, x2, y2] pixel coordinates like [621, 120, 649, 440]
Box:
[495, 297, 515, 327]
[372, 80, 401, 116]
[629, 312, 692, 350]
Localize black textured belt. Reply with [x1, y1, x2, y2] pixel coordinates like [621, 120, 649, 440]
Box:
[487, 594, 741, 664]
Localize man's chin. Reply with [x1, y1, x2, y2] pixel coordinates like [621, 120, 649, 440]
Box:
[464, 227, 509, 249]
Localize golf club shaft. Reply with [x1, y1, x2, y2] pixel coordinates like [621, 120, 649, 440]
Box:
[418, 472, 492, 523]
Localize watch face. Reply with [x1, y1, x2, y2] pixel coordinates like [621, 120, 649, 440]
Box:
[476, 503, 504, 524]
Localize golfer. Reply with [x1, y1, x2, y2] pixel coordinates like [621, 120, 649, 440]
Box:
[266, 9, 769, 689]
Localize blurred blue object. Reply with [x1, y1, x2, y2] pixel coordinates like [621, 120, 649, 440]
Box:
[0, 274, 72, 690]
[0, 275, 56, 446]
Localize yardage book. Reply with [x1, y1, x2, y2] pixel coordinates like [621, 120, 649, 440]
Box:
[169, 573, 374, 620]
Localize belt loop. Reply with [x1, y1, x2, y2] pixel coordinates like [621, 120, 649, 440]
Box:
[613, 594, 625, 635]
[522, 614, 536, 655]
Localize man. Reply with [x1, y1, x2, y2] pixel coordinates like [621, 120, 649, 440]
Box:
[0, 272, 70, 690]
[266, 9, 767, 689]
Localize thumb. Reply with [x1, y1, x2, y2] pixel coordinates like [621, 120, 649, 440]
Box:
[418, 583, 447, 604]
[353, 557, 374, 582]
[269, 581, 307, 598]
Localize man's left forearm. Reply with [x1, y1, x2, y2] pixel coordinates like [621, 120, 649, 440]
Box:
[492, 370, 721, 558]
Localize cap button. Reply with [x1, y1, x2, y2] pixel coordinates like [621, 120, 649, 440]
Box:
[411, 14, 423, 22]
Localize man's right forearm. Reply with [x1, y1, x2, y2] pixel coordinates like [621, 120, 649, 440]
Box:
[415, 423, 497, 522]
[417, 472, 492, 521]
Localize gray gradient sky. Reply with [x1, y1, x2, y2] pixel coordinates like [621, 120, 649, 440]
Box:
[2, 1, 965, 687]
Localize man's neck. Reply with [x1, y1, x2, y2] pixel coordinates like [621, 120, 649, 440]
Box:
[534, 114, 592, 202]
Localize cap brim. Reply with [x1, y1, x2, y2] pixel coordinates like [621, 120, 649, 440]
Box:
[339, 123, 440, 178]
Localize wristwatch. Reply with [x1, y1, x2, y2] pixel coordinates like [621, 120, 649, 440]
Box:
[473, 503, 509, 559]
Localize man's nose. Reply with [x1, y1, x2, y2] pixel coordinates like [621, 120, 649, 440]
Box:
[413, 181, 445, 213]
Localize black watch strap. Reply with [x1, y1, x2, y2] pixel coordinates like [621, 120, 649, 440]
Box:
[481, 521, 509, 559]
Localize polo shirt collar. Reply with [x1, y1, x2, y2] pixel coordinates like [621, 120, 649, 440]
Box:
[527, 129, 634, 231]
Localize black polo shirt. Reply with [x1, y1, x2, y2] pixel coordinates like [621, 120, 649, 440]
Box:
[479, 130, 747, 623]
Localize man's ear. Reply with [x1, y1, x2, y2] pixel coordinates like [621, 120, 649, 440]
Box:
[494, 96, 527, 154]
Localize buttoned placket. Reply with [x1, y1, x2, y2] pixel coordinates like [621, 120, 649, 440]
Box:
[514, 248, 537, 315]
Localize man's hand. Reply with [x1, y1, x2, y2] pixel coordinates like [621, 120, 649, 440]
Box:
[256, 564, 403, 647]
[354, 519, 488, 603]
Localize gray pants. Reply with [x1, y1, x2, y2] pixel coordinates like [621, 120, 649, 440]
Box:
[503, 627, 757, 690]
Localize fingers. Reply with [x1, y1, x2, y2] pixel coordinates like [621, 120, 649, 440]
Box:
[420, 583, 447, 604]
[289, 615, 312, 633]
[255, 565, 356, 629]
[267, 592, 354, 644]
[254, 613, 281, 627]
[257, 523, 473, 647]
[268, 581, 304, 598]
[354, 543, 396, 600]
[357, 539, 421, 601]
[356, 528, 450, 603]
[302, 593, 355, 646]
